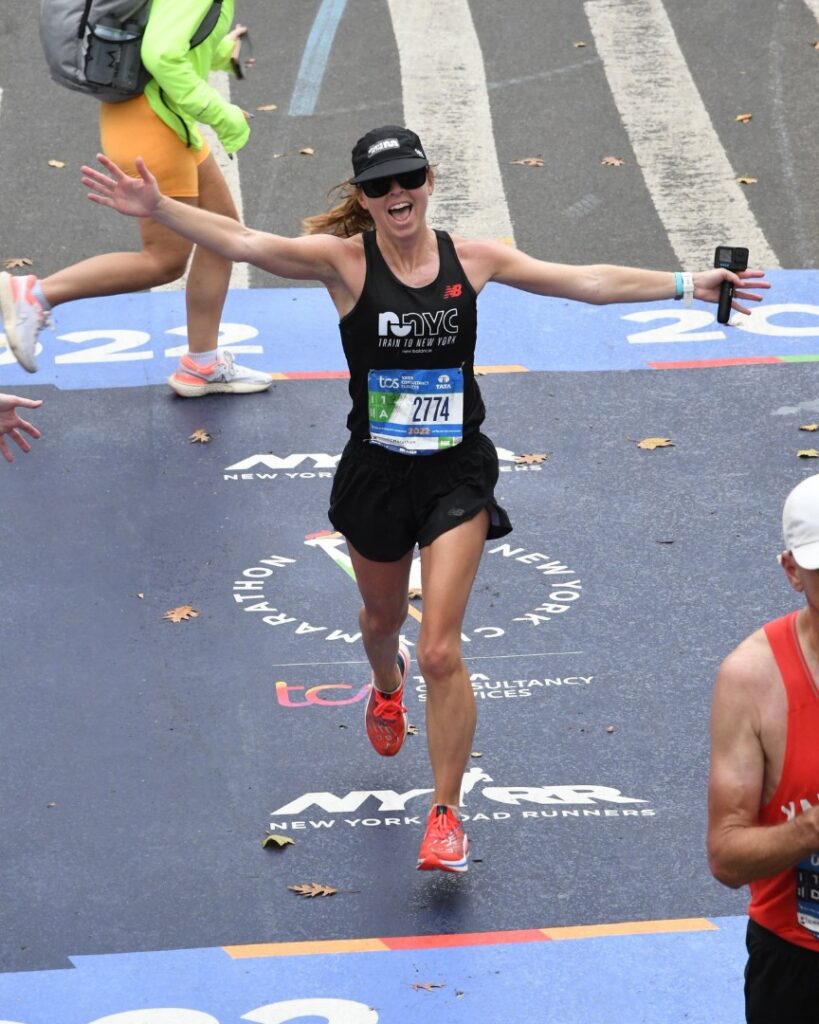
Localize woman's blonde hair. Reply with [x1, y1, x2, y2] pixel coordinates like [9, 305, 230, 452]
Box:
[301, 168, 436, 238]
[300, 180, 372, 237]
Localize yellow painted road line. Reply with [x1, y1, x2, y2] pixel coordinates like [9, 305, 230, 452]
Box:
[224, 937, 389, 958]
[542, 917, 718, 941]
[475, 364, 529, 374]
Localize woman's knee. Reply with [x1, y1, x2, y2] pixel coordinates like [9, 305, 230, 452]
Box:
[361, 601, 407, 640]
[147, 250, 190, 284]
[416, 638, 462, 683]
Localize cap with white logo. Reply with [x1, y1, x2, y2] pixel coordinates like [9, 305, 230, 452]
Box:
[350, 125, 428, 184]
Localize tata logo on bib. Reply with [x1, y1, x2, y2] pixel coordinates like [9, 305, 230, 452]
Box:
[378, 309, 458, 337]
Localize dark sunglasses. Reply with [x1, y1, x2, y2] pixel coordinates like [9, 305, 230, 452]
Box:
[358, 167, 428, 198]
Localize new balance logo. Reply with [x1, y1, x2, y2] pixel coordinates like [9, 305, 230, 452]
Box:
[443, 283, 463, 300]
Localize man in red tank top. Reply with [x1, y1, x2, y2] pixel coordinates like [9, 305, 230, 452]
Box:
[708, 474, 819, 1023]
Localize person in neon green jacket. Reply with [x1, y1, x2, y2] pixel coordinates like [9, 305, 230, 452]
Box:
[142, 0, 250, 157]
[0, 0, 271, 399]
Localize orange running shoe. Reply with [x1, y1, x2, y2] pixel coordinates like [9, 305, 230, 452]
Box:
[417, 804, 470, 873]
[167, 350, 272, 398]
[364, 643, 410, 756]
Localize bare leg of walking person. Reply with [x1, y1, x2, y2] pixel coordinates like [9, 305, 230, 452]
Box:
[167, 155, 271, 396]
[184, 154, 235, 355]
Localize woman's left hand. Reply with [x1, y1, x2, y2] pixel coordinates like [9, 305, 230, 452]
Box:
[82, 154, 162, 219]
[693, 268, 771, 316]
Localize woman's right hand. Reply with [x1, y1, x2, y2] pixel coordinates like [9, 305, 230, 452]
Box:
[81, 154, 162, 219]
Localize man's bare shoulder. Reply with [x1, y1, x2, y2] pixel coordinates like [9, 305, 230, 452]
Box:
[716, 626, 779, 698]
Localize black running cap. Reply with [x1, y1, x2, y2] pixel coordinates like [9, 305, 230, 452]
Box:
[350, 126, 428, 184]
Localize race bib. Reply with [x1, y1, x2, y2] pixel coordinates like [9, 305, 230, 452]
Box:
[796, 853, 819, 938]
[368, 367, 464, 455]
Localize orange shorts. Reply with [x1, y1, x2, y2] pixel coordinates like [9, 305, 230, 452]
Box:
[99, 94, 210, 198]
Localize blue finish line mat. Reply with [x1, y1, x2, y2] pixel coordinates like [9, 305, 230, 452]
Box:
[0, 916, 749, 1024]
[2, 286, 815, 1019]
[0, 270, 817, 390]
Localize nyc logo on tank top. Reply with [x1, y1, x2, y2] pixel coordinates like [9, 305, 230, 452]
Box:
[376, 308, 459, 351]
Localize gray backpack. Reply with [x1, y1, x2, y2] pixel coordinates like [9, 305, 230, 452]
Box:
[39, 0, 223, 104]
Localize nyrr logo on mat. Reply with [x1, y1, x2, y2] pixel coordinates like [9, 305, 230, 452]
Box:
[268, 761, 655, 831]
[221, 445, 546, 482]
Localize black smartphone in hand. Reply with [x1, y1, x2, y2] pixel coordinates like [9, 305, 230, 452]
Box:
[231, 31, 252, 80]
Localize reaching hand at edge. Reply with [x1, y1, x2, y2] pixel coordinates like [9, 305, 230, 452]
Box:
[0, 393, 42, 463]
[81, 154, 162, 220]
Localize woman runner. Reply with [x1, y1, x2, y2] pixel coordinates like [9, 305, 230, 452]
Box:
[80, 125, 770, 872]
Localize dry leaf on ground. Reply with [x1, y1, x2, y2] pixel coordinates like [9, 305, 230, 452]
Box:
[412, 982, 445, 992]
[797, 449, 819, 459]
[163, 605, 199, 623]
[510, 157, 544, 167]
[735, 113, 753, 124]
[289, 882, 338, 897]
[737, 176, 757, 185]
[800, 424, 819, 432]
[637, 437, 674, 450]
[515, 452, 549, 464]
[601, 155, 625, 167]
[257, 103, 278, 111]
[572, 40, 587, 48]
[299, 147, 315, 156]
[48, 159, 66, 169]
[262, 833, 295, 849]
[3, 257, 32, 270]
[188, 428, 212, 444]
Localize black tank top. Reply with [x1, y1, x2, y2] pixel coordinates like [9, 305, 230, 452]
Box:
[339, 229, 486, 444]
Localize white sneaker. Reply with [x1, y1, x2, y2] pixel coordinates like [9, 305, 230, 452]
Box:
[167, 349, 272, 398]
[0, 272, 51, 373]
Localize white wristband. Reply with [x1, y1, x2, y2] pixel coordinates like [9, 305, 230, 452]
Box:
[682, 272, 694, 308]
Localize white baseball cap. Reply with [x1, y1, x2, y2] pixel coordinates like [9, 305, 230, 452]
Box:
[783, 474, 819, 569]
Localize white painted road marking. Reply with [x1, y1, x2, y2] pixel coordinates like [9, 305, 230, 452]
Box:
[387, 0, 516, 244]
[585, 0, 780, 270]
[803, 0, 819, 23]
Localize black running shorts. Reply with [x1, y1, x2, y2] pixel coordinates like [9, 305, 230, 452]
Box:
[328, 432, 513, 562]
[745, 920, 819, 1023]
